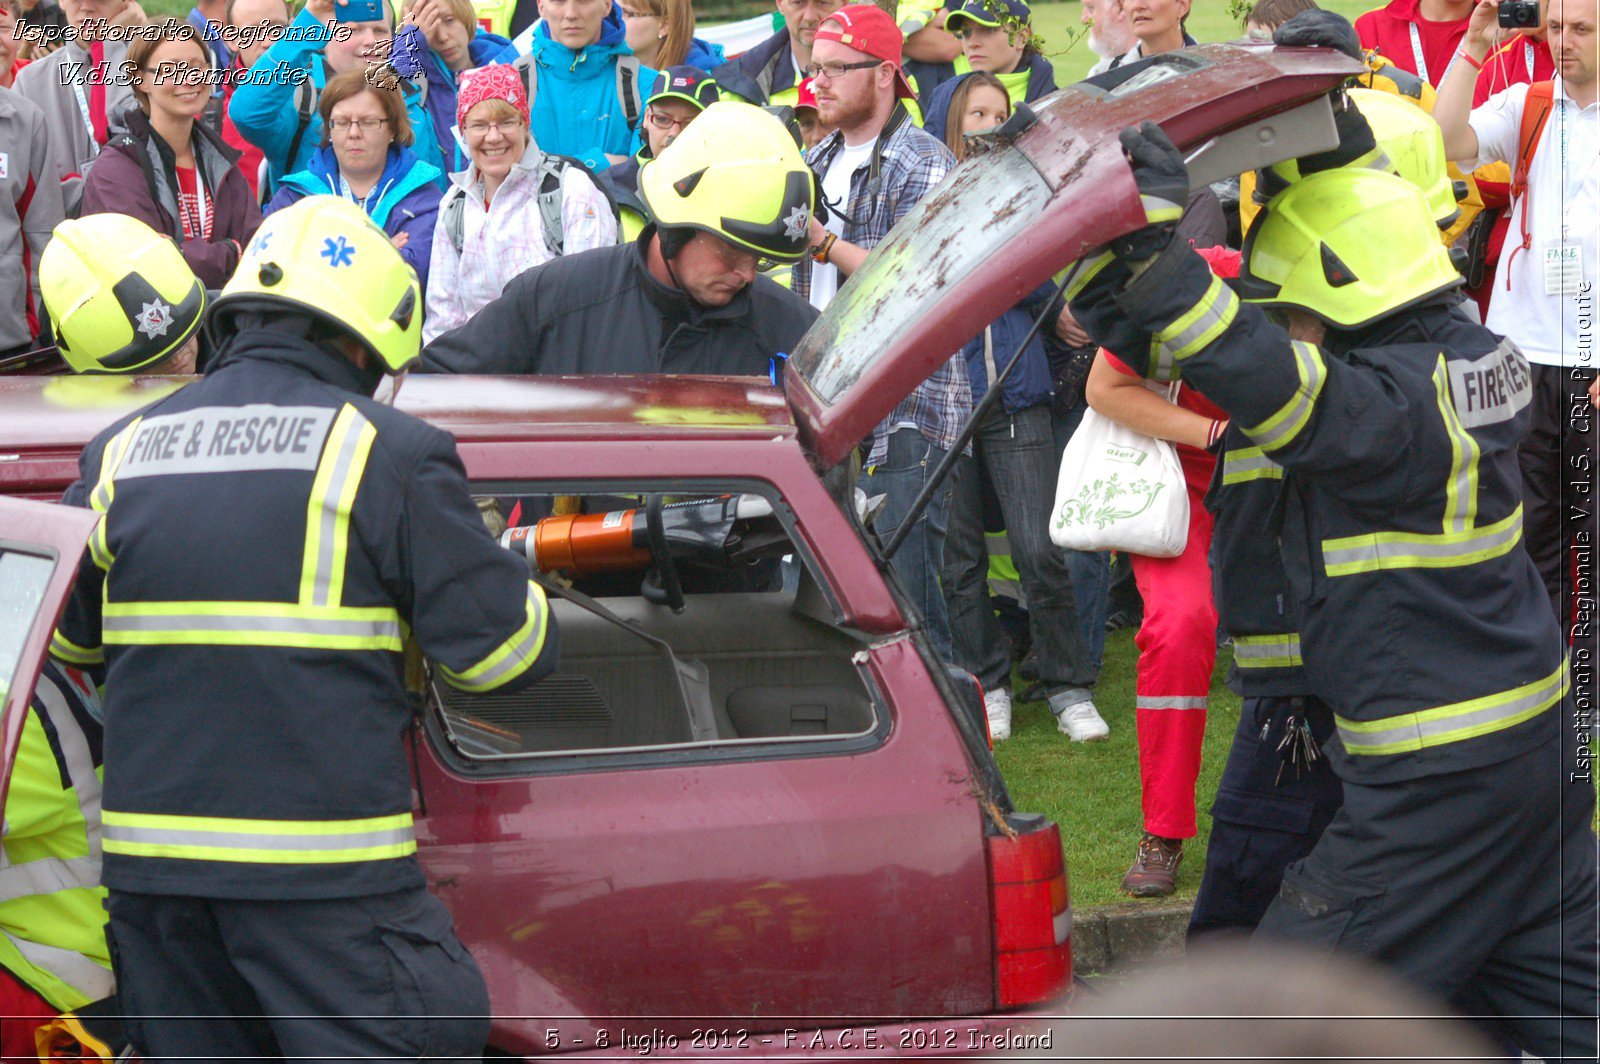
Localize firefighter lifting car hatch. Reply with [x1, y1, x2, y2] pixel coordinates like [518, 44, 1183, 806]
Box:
[1063, 23, 1595, 1054]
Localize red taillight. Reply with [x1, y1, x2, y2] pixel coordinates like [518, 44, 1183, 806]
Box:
[988, 817, 1071, 1009]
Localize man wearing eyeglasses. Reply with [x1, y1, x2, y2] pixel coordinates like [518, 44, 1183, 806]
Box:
[600, 64, 718, 241]
[791, 4, 967, 663]
[712, 0, 842, 107]
[421, 101, 817, 378]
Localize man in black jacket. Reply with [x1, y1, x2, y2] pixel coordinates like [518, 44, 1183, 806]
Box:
[421, 103, 819, 377]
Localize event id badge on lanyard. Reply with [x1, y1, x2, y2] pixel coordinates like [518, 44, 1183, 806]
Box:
[1545, 239, 1582, 295]
[1543, 109, 1595, 295]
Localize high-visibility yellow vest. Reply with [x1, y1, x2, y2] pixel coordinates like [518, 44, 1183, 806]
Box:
[472, 0, 518, 39]
[0, 669, 112, 1013]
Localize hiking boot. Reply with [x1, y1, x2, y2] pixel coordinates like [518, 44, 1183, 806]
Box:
[984, 687, 1013, 742]
[1048, 688, 1109, 742]
[1122, 834, 1183, 897]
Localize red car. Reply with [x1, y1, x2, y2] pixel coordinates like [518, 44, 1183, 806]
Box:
[0, 42, 1358, 1059]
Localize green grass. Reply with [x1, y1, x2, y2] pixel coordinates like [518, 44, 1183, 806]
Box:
[144, 0, 192, 18]
[997, 625, 1243, 909]
[1030, 0, 1379, 82]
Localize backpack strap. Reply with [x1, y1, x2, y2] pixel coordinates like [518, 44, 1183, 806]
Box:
[615, 54, 642, 128]
[1511, 80, 1555, 197]
[536, 154, 567, 256]
[441, 184, 467, 254]
[285, 75, 318, 175]
[1505, 80, 1555, 287]
[513, 51, 539, 111]
[534, 151, 619, 255]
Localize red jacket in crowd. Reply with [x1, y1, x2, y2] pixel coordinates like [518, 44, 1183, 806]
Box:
[220, 58, 267, 203]
[1355, 0, 1472, 87]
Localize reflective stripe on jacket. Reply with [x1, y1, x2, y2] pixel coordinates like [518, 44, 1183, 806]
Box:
[1204, 424, 1309, 697]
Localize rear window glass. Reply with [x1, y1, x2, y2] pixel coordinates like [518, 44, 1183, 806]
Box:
[0, 549, 54, 705]
[789, 146, 1051, 404]
[426, 484, 884, 770]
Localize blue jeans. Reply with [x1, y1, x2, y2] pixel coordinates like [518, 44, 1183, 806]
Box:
[864, 428, 954, 660]
[1051, 394, 1109, 673]
[942, 404, 1098, 693]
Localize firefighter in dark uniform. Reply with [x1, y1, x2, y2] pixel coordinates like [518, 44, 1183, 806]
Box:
[1066, 75, 1597, 1061]
[1189, 87, 1474, 939]
[49, 196, 559, 1060]
[5, 212, 220, 1062]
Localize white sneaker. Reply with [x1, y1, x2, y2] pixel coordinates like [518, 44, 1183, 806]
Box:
[1051, 691, 1109, 742]
[984, 688, 1013, 742]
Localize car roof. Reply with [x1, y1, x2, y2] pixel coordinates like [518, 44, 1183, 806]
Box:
[0, 374, 798, 451]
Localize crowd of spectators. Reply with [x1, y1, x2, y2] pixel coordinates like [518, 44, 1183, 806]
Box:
[0, 0, 1594, 910]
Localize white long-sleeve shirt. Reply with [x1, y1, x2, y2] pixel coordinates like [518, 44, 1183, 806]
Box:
[1467, 77, 1598, 369]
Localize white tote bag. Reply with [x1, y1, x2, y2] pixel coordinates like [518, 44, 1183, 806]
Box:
[1049, 385, 1190, 558]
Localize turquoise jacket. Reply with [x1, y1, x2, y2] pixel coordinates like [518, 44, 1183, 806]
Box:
[228, 7, 449, 191]
[491, 4, 653, 172]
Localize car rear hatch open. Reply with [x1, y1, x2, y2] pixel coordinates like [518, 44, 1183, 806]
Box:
[784, 42, 1366, 470]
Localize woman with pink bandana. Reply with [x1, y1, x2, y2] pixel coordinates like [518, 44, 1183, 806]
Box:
[424, 63, 617, 341]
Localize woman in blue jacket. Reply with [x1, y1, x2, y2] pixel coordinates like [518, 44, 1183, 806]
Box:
[227, 0, 449, 192]
[619, 0, 723, 73]
[264, 72, 443, 291]
[386, 0, 512, 172]
[936, 71, 1104, 747]
[490, 0, 655, 172]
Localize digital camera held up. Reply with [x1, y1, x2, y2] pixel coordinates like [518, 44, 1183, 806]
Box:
[1498, 0, 1540, 29]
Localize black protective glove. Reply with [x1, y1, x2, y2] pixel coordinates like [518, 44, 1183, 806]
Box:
[1272, 9, 1362, 58]
[1065, 255, 1159, 376]
[1256, 12, 1379, 194]
[1110, 122, 1189, 263]
[1257, 89, 1378, 197]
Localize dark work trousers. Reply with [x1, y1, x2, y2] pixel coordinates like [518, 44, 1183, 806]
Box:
[1518, 363, 1598, 633]
[1254, 717, 1600, 1064]
[941, 403, 1098, 694]
[1188, 695, 1344, 941]
[106, 886, 490, 1062]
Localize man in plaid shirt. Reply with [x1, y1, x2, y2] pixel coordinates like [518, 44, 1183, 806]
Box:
[793, 3, 969, 660]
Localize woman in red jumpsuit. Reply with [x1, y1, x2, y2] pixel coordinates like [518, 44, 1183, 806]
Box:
[1083, 247, 1237, 897]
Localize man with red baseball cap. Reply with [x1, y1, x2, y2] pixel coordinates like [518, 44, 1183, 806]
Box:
[794, 2, 970, 667]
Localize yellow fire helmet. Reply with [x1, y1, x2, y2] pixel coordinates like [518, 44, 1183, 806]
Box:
[1345, 87, 1460, 228]
[41, 214, 206, 374]
[640, 101, 818, 263]
[1240, 168, 1462, 330]
[1254, 89, 1461, 231]
[211, 196, 422, 373]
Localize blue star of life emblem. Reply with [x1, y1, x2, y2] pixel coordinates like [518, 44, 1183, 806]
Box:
[250, 231, 271, 256]
[321, 236, 356, 268]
